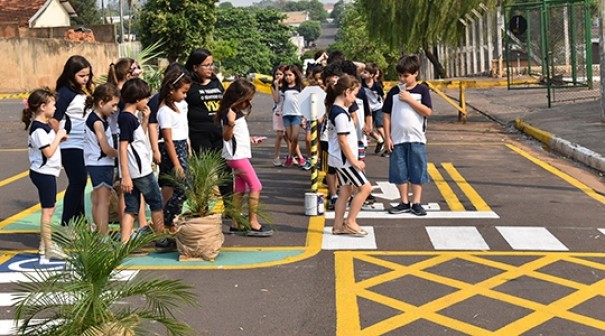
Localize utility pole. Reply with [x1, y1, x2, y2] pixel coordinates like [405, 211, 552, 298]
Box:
[119, 0, 125, 43]
[600, 0, 605, 120]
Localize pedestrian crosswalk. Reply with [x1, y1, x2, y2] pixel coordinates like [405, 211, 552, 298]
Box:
[322, 225, 602, 252]
[0, 269, 138, 336]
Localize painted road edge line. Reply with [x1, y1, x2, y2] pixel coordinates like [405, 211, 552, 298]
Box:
[515, 118, 605, 174]
[325, 211, 499, 219]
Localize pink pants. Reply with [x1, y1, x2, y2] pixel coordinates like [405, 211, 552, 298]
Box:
[226, 158, 262, 193]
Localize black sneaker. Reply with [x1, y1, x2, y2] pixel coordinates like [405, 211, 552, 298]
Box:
[155, 237, 177, 252]
[247, 224, 274, 237]
[411, 203, 427, 216]
[364, 194, 376, 205]
[388, 202, 411, 214]
[228, 226, 246, 235]
[375, 141, 384, 154]
[327, 196, 338, 211]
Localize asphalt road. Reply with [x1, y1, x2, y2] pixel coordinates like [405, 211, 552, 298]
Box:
[0, 91, 605, 335]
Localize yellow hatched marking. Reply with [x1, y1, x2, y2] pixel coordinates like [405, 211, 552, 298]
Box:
[442, 162, 491, 211]
[427, 163, 465, 211]
[0, 170, 28, 188]
[336, 252, 605, 336]
[506, 144, 605, 205]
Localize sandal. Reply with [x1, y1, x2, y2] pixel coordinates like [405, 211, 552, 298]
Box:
[342, 223, 368, 237]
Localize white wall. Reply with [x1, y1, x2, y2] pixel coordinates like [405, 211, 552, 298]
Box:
[31, 0, 71, 28]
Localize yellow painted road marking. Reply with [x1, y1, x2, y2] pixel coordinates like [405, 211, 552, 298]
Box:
[507, 144, 605, 205]
[442, 162, 492, 211]
[336, 252, 605, 336]
[428, 163, 465, 211]
[0, 170, 28, 188]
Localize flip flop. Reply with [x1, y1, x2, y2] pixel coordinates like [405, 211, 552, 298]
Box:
[342, 223, 368, 237]
[332, 227, 346, 235]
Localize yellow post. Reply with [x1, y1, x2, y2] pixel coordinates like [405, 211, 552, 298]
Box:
[458, 81, 467, 123]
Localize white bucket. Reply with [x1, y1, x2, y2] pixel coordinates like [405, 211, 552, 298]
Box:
[305, 192, 319, 216]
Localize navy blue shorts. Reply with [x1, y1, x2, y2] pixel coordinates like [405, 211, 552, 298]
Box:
[30, 170, 56, 208]
[372, 109, 384, 128]
[389, 142, 429, 185]
[87, 165, 114, 189]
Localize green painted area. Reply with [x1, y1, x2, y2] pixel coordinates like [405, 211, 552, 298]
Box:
[122, 249, 305, 268]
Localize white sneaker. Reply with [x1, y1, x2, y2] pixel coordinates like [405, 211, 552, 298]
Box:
[44, 242, 67, 260]
[272, 157, 282, 167]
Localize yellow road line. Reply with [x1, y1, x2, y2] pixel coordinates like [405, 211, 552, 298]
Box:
[0, 149, 27, 152]
[507, 144, 605, 205]
[427, 163, 465, 211]
[442, 162, 491, 211]
[0, 170, 28, 188]
[0, 190, 66, 230]
[336, 252, 605, 335]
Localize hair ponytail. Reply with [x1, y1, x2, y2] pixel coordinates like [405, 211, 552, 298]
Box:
[21, 107, 33, 130]
[22, 88, 56, 130]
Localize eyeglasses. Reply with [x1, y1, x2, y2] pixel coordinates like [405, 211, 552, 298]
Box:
[199, 63, 214, 68]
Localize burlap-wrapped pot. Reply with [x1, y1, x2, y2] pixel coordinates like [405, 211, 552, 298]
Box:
[174, 213, 224, 261]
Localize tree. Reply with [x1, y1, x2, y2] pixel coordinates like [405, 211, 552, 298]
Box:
[297, 20, 322, 46]
[357, 0, 503, 78]
[219, 1, 234, 8]
[214, 6, 298, 74]
[139, 0, 218, 62]
[70, 0, 102, 26]
[330, 0, 346, 26]
[331, 2, 398, 80]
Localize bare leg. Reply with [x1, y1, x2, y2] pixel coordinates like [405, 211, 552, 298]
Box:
[230, 192, 244, 229]
[248, 190, 261, 230]
[333, 184, 352, 232]
[121, 213, 135, 243]
[40, 207, 54, 250]
[411, 184, 423, 204]
[396, 183, 410, 204]
[274, 130, 284, 159]
[92, 186, 111, 236]
[345, 182, 372, 231]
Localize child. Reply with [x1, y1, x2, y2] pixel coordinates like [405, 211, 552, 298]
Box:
[157, 69, 192, 228]
[107, 58, 149, 230]
[321, 63, 343, 210]
[361, 63, 386, 154]
[49, 55, 93, 226]
[84, 83, 121, 236]
[22, 89, 69, 260]
[383, 55, 433, 216]
[118, 78, 173, 251]
[326, 74, 371, 236]
[218, 78, 273, 237]
[270, 64, 288, 167]
[278, 64, 305, 167]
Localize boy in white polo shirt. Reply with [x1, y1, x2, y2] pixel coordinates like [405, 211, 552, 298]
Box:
[383, 55, 433, 216]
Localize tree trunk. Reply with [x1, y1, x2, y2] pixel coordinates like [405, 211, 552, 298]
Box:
[424, 44, 447, 79]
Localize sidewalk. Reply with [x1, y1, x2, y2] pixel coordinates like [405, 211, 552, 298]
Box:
[432, 84, 605, 174]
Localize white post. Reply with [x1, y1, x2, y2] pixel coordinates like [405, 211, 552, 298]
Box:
[119, 0, 125, 43]
[466, 14, 477, 75]
[496, 0, 504, 78]
[460, 18, 471, 75]
[563, 6, 571, 71]
[482, 3, 494, 75]
[599, 0, 605, 122]
[473, 9, 485, 74]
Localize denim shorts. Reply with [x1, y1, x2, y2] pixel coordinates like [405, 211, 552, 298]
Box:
[124, 173, 163, 214]
[29, 170, 56, 208]
[389, 142, 429, 185]
[87, 165, 114, 189]
[372, 109, 384, 128]
[282, 115, 302, 127]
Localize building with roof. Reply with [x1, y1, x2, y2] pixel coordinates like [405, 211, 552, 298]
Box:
[282, 10, 309, 27]
[0, 0, 76, 28]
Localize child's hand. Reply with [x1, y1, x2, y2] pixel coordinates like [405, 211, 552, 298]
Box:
[353, 160, 366, 171]
[274, 107, 281, 116]
[251, 136, 267, 144]
[398, 89, 412, 103]
[121, 177, 133, 194]
[56, 129, 68, 141]
[140, 105, 151, 119]
[385, 138, 394, 152]
[175, 165, 185, 179]
[153, 150, 161, 164]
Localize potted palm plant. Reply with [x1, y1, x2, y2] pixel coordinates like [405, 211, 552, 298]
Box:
[166, 150, 269, 261]
[14, 219, 197, 336]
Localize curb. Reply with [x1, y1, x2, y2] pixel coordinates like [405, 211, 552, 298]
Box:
[0, 93, 28, 100]
[515, 119, 605, 174]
